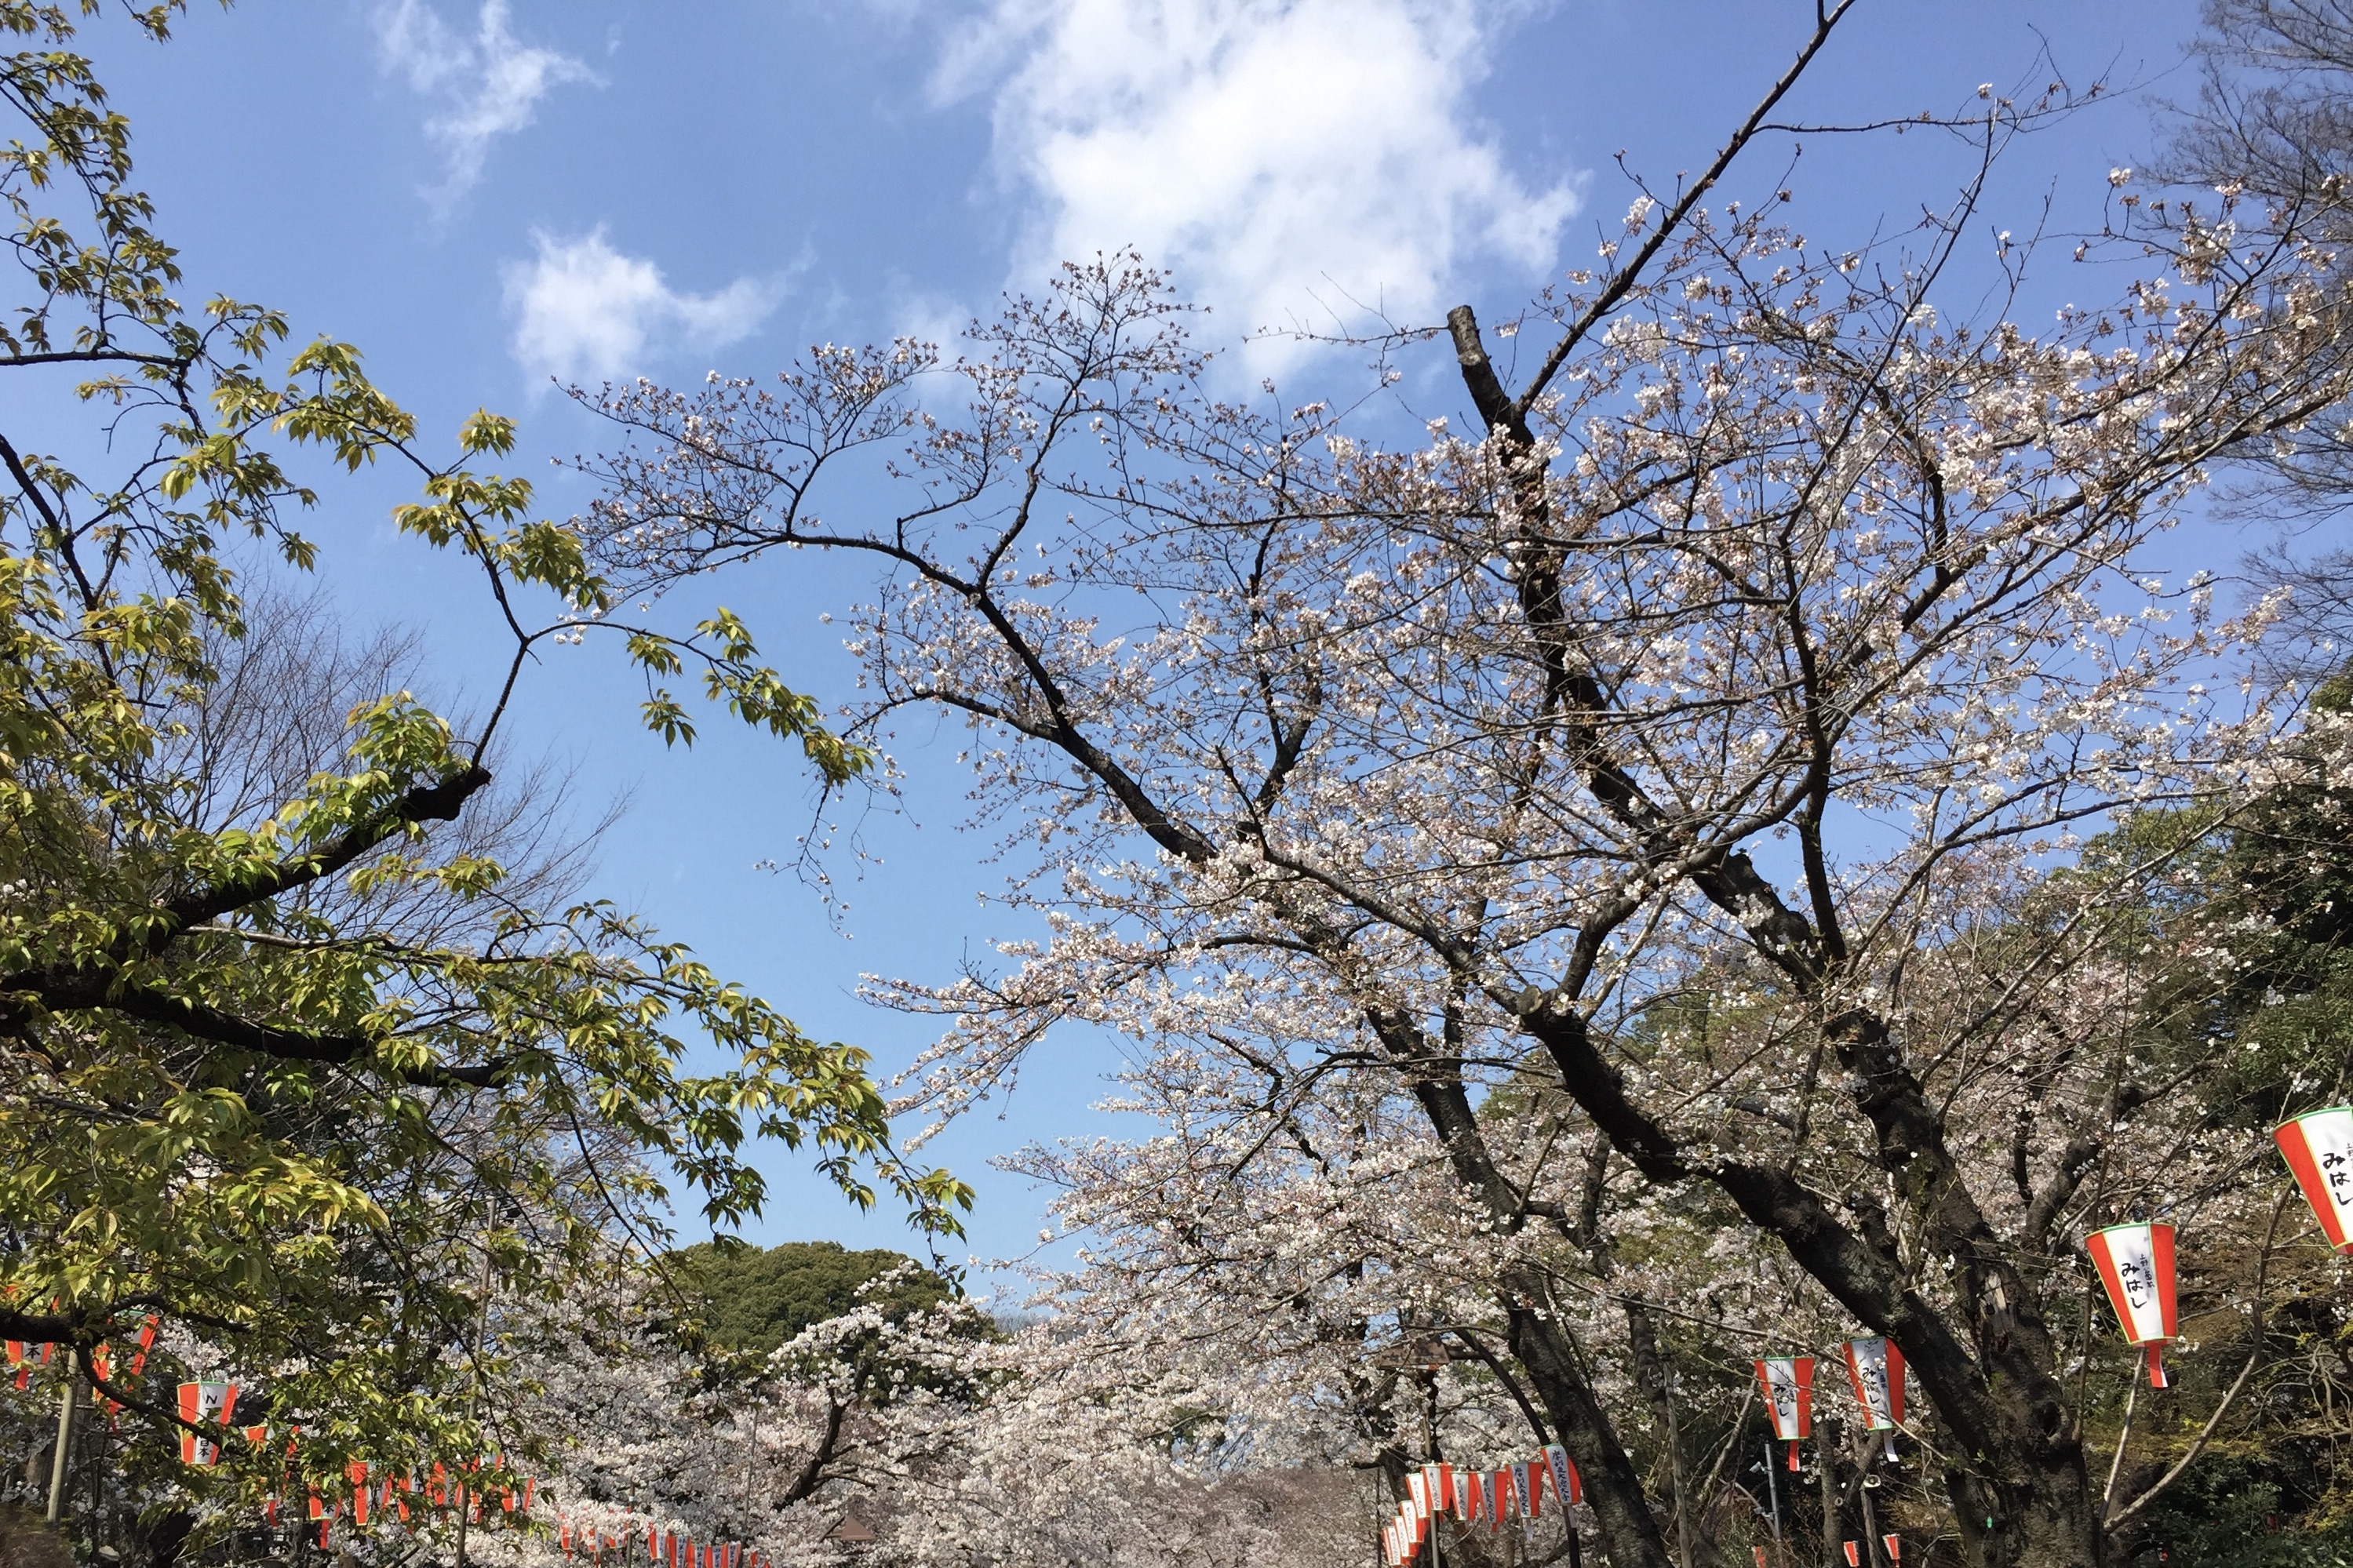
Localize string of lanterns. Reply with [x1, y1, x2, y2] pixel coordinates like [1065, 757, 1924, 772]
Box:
[1384, 1105, 2353, 1563]
[1382, 1446, 1581, 1566]
[17, 1104, 2353, 1564]
[156, 1392, 772, 1568]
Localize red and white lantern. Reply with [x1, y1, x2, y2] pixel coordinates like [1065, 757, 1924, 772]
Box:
[2276, 1107, 2353, 1251]
[1883, 1533, 1902, 1562]
[176, 1380, 239, 1465]
[2084, 1222, 2178, 1388]
[5, 1339, 49, 1391]
[1842, 1542, 1860, 1566]
[1510, 1461, 1535, 1520]
[1755, 1356, 1815, 1469]
[128, 1316, 158, 1379]
[1542, 1443, 1581, 1508]
[1843, 1337, 1906, 1459]
[1485, 1469, 1505, 1531]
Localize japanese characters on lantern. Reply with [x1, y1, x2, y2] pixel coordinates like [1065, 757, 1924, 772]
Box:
[2276, 1106, 2353, 1251]
[175, 1380, 239, 1466]
[1843, 1336, 1907, 1459]
[1543, 1443, 1581, 1508]
[2084, 1221, 2179, 1388]
[1754, 1355, 1815, 1469]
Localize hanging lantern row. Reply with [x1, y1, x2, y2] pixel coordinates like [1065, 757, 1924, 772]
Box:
[157, 1386, 776, 1565]
[1750, 1339, 1908, 1472]
[1385, 1446, 1582, 1565]
[549, 1510, 767, 1568]
[1838, 1537, 1903, 1566]
[2060, 1104, 2353, 1397]
[53, 1107, 2353, 1568]
[7, 1313, 160, 1405]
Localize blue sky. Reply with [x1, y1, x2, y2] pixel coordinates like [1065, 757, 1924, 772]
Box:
[78, 0, 2209, 1293]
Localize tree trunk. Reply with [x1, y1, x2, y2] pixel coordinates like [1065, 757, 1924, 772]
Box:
[1502, 1283, 1676, 1568]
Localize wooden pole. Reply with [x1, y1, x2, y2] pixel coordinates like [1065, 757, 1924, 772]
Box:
[45, 1373, 78, 1523]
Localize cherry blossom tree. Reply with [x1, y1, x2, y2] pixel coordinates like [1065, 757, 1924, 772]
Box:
[564, 21, 2353, 1568]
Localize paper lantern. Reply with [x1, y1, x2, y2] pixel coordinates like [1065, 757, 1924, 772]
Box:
[2276, 1107, 2353, 1250]
[5, 1339, 49, 1391]
[128, 1316, 158, 1377]
[1755, 1356, 1815, 1468]
[1843, 1543, 1860, 1566]
[1753, 1550, 1768, 1568]
[1510, 1461, 1535, 1519]
[1407, 1470, 1429, 1516]
[1883, 1533, 1903, 1562]
[175, 1380, 239, 1465]
[1844, 1336, 1907, 1459]
[1543, 1443, 1581, 1507]
[2084, 1221, 2179, 1388]
[1485, 1469, 1505, 1530]
[348, 1464, 371, 1527]
[1459, 1468, 1479, 1523]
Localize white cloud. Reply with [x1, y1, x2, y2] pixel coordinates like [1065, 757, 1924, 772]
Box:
[502, 229, 781, 387]
[375, 0, 597, 206]
[941, 0, 1575, 344]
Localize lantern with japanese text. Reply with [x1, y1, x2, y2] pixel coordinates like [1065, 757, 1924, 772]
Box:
[2084, 1221, 2179, 1388]
[1510, 1461, 1535, 1520]
[2276, 1107, 2353, 1251]
[175, 1380, 239, 1465]
[1755, 1356, 1815, 1469]
[1542, 1443, 1581, 1507]
[1843, 1336, 1906, 1460]
[6, 1338, 48, 1391]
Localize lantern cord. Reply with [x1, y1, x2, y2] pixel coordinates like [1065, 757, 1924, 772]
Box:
[2100, 1367, 2141, 1518]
